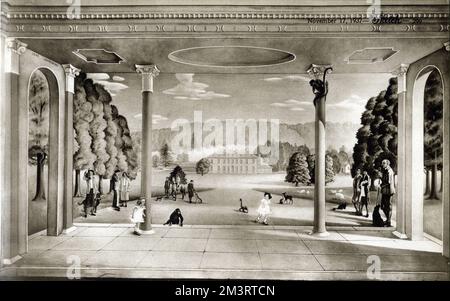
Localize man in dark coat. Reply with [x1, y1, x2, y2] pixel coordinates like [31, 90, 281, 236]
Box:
[187, 180, 195, 203]
[380, 159, 396, 227]
[164, 177, 170, 198]
[111, 170, 121, 211]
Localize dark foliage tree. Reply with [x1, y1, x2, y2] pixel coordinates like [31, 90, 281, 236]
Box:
[160, 143, 173, 167]
[28, 70, 49, 201]
[285, 152, 311, 186]
[196, 158, 211, 176]
[325, 154, 335, 185]
[170, 165, 187, 184]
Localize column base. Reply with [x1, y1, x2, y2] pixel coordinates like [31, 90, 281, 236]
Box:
[392, 231, 408, 239]
[309, 230, 329, 237]
[139, 229, 155, 235]
[3, 255, 22, 265]
[62, 226, 77, 234]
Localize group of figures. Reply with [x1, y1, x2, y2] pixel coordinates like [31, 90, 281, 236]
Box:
[79, 169, 131, 217]
[163, 177, 200, 203]
[352, 159, 396, 227]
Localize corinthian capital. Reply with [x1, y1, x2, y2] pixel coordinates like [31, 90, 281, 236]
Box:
[391, 64, 409, 77]
[135, 64, 160, 77]
[6, 39, 27, 55]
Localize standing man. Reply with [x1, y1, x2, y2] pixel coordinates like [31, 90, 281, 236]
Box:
[352, 168, 362, 215]
[111, 170, 121, 211]
[380, 159, 396, 227]
[187, 180, 195, 203]
[164, 177, 170, 198]
[359, 170, 371, 218]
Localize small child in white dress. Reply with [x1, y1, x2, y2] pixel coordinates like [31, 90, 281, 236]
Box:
[256, 192, 272, 225]
[131, 198, 146, 235]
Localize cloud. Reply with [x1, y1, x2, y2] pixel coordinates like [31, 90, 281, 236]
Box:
[163, 73, 231, 100]
[95, 80, 129, 95]
[133, 113, 169, 124]
[270, 99, 312, 111]
[328, 94, 366, 110]
[86, 73, 110, 81]
[263, 74, 310, 82]
[112, 75, 125, 82]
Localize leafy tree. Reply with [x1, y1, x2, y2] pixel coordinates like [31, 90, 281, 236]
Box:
[325, 154, 335, 185]
[170, 165, 187, 184]
[160, 143, 173, 167]
[424, 70, 443, 200]
[285, 152, 310, 186]
[28, 70, 49, 201]
[152, 155, 159, 168]
[196, 158, 211, 176]
[307, 154, 315, 185]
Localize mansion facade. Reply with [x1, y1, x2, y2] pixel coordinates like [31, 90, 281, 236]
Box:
[208, 154, 273, 174]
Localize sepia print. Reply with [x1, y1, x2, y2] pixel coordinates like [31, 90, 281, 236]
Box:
[0, 0, 449, 283]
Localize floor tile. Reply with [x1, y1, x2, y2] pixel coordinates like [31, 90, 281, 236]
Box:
[75, 227, 127, 237]
[314, 254, 370, 271]
[165, 228, 210, 239]
[120, 227, 169, 238]
[205, 239, 258, 253]
[260, 254, 323, 270]
[52, 237, 116, 251]
[201, 252, 261, 269]
[256, 240, 311, 254]
[28, 236, 70, 251]
[154, 238, 208, 252]
[304, 240, 368, 254]
[379, 255, 449, 272]
[338, 231, 396, 241]
[84, 251, 148, 268]
[101, 237, 161, 251]
[16, 250, 97, 267]
[139, 251, 203, 269]
[297, 230, 345, 241]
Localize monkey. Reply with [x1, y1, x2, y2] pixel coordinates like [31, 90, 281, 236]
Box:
[309, 67, 333, 106]
[164, 208, 184, 227]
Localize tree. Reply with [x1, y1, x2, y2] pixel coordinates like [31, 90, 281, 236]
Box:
[28, 70, 49, 201]
[170, 165, 187, 184]
[325, 154, 335, 185]
[98, 83, 119, 183]
[152, 155, 159, 168]
[160, 143, 173, 167]
[307, 154, 315, 185]
[352, 78, 398, 181]
[424, 69, 443, 200]
[85, 79, 109, 194]
[326, 148, 341, 175]
[285, 152, 310, 186]
[196, 158, 211, 176]
[111, 105, 129, 173]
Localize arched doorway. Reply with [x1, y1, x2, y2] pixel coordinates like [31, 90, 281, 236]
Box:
[26, 67, 61, 237]
[421, 68, 444, 241]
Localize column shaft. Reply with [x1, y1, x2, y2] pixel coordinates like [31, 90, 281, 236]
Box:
[314, 96, 327, 234]
[141, 91, 153, 231]
[63, 91, 74, 231]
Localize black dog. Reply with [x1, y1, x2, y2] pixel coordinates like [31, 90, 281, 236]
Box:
[78, 191, 95, 218]
[279, 192, 293, 205]
[238, 198, 248, 213]
[164, 208, 184, 227]
[372, 205, 384, 227]
[332, 202, 347, 211]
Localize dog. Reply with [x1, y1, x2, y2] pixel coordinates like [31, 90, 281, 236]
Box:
[238, 198, 248, 213]
[279, 192, 293, 205]
[332, 202, 347, 211]
[372, 205, 385, 227]
[164, 208, 184, 226]
[155, 196, 163, 202]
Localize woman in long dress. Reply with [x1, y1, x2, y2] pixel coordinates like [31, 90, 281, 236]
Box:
[120, 172, 131, 207]
[256, 192, 272, 225]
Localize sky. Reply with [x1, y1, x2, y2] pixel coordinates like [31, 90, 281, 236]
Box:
[86, 72, 392, 132]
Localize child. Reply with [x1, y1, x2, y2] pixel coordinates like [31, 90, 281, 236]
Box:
[131, 198, 146, 235]
[256, 192, 272, 225]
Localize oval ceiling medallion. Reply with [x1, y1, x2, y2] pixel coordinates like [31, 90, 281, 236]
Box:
[168, 46, 295, 68]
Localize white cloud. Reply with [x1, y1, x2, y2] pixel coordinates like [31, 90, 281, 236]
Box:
[163, 73, 231, 100]
[95, 80, 129, 95]
[112, 75, 125, 82]
[263, 74, 310, 82]
[270, 99, 311, 111]
[86, 73, 110, 80]
[328, 94, 366, 110]
[133, 113, 168, 124]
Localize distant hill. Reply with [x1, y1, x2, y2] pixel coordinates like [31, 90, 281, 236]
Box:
[131, 121, 359, 159]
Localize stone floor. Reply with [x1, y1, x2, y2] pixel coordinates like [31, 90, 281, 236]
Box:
[1, 225, 448, 280]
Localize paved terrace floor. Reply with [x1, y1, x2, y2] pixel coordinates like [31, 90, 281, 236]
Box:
[1, 225, 448, 280]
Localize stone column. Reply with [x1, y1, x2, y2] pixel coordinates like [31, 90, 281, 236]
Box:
[2, 39, 27, 264]
[307, 64, 332, 236]
[135, 64, 159, 234]
[62, 64, 80, 234]
[392, 64, 409, 239]
[442, 42, 449, 257]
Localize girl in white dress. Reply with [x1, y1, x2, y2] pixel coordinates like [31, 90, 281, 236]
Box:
[131, 198, 146, 235]
[256, 192, 272, 225]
